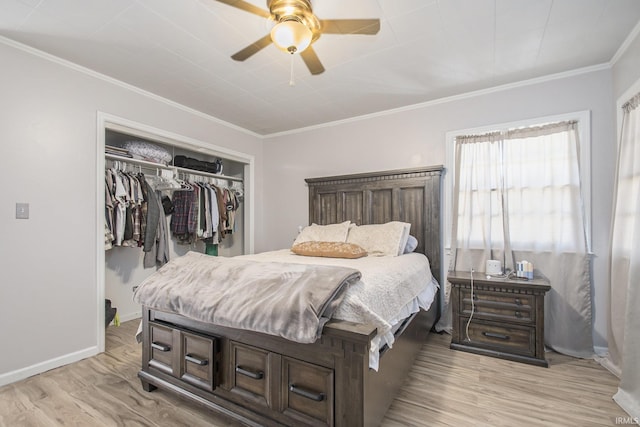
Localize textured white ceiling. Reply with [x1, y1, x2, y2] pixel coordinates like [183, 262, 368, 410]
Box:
[2, 0, 639, 135]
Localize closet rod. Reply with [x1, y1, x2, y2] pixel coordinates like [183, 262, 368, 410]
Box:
[106, 153, 243, 183]
[105, 153, 173, 170]
[174, 166, 243, 183]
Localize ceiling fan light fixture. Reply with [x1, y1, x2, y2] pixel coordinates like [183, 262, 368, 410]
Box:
[270, 18, 312, 54]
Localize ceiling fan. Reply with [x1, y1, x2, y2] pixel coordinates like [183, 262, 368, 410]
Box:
[214, 0, 380, 75]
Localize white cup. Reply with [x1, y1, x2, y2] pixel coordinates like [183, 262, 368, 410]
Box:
[486, 260, 502, 275]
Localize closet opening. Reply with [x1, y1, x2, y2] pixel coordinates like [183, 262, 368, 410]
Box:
[97, 113, 255, 352]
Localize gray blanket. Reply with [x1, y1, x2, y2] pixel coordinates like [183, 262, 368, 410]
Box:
[133, 251, 361, 343]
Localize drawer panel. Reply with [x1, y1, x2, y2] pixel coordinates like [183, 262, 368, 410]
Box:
[460, 290, 534, 323]
[149, 324, 174, 375]
[230, 342, 271, 408]
[459, 318, 535, 357]
[282, 357, 333, 427]
[181, 331, 216, 391]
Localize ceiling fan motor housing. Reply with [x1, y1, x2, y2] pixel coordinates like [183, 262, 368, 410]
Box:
[268, 0, 321, 42]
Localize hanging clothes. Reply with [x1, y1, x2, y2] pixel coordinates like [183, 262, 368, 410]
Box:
[169, 177, 242, 245]
[144, 181, 170, 268]
[104, 166, 170, 268]
[170, 188, 196, 244]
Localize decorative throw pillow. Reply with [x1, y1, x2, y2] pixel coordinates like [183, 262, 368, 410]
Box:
[346, 221, 411, 256]
[291, 241, 367, 259]
[293, 221, 351, 245]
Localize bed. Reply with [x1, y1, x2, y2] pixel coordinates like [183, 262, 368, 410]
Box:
[136, 166, 444, 427]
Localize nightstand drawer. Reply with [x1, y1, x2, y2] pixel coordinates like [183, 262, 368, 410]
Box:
[459, 318, 535, 357]
[460, 290, 534, 323]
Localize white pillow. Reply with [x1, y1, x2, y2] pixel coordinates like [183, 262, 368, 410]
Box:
[293, 221, 351, 245]
[403, 235, 418, 254]
[346, 221, 411, 257]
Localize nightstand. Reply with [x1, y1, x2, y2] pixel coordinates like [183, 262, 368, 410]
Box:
[448, 270, 551, 367]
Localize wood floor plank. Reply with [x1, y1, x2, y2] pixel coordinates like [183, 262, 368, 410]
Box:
[2, 406, 63, 427]
[0, 321, 626, 427]
[381, 333, 625, 427]
[0, 384, 36, 422]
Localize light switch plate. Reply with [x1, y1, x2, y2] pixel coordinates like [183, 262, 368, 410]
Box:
[16, 203, 29, 219]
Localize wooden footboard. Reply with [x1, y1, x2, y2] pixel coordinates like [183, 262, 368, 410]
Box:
[139, 302, 436, 427]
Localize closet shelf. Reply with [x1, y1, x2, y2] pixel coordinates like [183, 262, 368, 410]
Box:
[174, 166, 242, 183]
[106, 153, 173, 170]
[106, 153, 243, 183]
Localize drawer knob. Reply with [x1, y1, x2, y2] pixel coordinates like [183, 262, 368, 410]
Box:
[289, 384, 325, 402]
[482, 331, 510, 340]
[151, 342, 171, 352]
[185, 354, 208, 366]
[514, 298, 522, 305]
[236, 365, 264, 380]
[515, 311, 522, 318]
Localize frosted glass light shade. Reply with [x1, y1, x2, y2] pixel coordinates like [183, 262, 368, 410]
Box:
[270, 20, 312, 54]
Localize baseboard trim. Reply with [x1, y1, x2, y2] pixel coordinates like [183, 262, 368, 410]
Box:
[0, 346, 99, 387]
[594, 345, 608, 357]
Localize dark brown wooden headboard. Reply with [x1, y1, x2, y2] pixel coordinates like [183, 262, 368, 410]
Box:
[305, 166, 444, 289]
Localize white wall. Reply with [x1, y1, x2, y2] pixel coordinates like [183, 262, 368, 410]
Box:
[262, 69, 617, 350]
[613, 26, 640, 100]
[0, 41, 264, 384]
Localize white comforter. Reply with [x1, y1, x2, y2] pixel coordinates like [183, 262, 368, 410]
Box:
[239, 250, 438, 369]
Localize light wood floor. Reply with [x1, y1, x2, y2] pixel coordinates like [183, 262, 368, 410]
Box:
[0, 320, 626, 426]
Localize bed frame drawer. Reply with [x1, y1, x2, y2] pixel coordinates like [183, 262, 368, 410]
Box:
[229, 342, 273, 409]
[146, 321, 219, 391]
[282, 357, 334, 427]
[181, 330, 217, 391]
[149, 324, 176, 375]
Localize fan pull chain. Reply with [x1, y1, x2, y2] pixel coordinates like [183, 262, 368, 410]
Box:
[289, 53, 296, 86]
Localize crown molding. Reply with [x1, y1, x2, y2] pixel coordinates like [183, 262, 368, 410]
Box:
[610, 20, 640, 66]
[264, 63, 610, 138]
[0, 35, 262, 139]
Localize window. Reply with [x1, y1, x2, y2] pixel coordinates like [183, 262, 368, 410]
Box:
[445, 111, 592, 255]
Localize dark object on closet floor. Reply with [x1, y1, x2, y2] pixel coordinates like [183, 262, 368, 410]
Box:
[173, 155, 223, 174]
[105, 299, 117, 327]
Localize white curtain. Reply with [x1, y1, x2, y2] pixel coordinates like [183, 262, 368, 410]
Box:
[442, 121, 593, 357]
[609, 93, 640, 419]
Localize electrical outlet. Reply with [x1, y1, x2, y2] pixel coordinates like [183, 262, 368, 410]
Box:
[16, 203, 29, 219]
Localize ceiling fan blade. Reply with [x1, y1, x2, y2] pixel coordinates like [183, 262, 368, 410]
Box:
[231, 34, 273, 61]
[300, 46, 325, 75]
[213, 0, 271, 18]
[320, 19, 380, 35]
